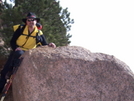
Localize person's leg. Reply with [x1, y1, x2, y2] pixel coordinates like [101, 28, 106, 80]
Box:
[0, 51, 14, 92]
[11, 50, 25, 68]
[0, 50, 25, 93]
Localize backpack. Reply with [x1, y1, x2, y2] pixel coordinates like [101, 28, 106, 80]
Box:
[13, 24, 43, 47]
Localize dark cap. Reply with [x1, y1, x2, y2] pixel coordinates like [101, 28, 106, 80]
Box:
[22, 12, 40, 23]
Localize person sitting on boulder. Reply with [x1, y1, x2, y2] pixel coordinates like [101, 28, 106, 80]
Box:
[0, 12, 56, 93]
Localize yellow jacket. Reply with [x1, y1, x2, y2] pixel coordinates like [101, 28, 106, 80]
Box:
[11, 24, 48, 51]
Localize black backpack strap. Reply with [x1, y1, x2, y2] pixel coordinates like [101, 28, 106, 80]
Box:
[14, 25, 26, 35]
[36, 30, 43, 46]
[19, 25, 26, 33]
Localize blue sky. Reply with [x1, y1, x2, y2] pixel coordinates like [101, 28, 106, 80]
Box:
[60, 0, 134, 73]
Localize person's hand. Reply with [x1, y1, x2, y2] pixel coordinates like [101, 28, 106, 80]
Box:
[48, 43, 56, 48]
[15, 47, 22, 51]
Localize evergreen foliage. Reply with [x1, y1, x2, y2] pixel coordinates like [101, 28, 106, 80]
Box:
[0, 0, 74, 57]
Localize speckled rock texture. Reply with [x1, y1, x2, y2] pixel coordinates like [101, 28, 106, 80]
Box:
[12, 46, 134, 101]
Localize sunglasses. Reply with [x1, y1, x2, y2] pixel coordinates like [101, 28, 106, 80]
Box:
[27, 19, 36, 22]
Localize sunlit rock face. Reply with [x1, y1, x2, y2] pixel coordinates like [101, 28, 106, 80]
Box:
[12, 46, 134, 101]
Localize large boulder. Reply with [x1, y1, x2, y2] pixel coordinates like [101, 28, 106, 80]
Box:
[12, 46, 134, 101]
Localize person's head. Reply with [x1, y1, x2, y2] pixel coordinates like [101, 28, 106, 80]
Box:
[22, 12, 40, 28]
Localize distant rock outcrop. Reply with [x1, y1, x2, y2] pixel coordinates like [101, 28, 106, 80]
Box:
[10, 46, 134, 101]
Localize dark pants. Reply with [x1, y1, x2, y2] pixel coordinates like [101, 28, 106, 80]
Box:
[0, 50, 25, 93]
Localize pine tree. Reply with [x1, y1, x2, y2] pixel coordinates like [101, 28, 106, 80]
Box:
[0, 0, 74, 57]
